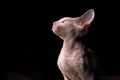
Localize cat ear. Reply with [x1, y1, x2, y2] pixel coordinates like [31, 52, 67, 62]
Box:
[75, 9, 95, 30]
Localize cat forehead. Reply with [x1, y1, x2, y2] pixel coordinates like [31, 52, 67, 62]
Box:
[59, 17, 73, 21]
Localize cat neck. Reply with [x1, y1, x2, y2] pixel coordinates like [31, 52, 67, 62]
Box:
[62, 36, 85, 53]
[64, 36, 84, 45]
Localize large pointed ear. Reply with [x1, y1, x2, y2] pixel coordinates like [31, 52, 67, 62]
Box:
[75, 9, 95, 31]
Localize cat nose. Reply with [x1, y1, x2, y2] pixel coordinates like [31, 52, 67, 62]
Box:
[53, 22, 57, 25]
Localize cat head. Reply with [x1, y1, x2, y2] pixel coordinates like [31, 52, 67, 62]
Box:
[52, 9, 95, 39]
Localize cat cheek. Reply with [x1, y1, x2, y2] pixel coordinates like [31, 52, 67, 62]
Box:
[52, 26, 64, 35]
[57, 26, 65, 34]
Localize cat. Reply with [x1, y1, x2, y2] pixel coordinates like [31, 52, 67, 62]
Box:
[52, 9, 99, 80]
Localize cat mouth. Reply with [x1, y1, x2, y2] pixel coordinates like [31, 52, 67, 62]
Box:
[52, 25, 57, 33]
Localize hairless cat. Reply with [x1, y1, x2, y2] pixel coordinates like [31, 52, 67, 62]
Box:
[52, 9, 99, 80]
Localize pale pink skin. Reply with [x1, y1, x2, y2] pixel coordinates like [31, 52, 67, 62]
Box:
[52, 9, 97, 80]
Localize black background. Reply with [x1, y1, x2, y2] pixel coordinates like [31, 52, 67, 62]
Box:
[3, 0, 120, 80]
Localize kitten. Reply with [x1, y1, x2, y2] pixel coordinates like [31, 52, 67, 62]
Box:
[52, 9, 98, 80]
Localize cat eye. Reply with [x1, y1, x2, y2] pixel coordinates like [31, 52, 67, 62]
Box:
[61, 20, 66, 23]
[61, 20, 69, 23]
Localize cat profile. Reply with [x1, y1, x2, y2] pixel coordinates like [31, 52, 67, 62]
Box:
[52, 9, 98, 80]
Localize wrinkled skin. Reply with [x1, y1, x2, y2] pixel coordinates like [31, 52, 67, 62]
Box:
[52, 9, 98, 80]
